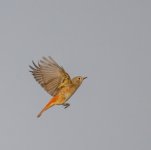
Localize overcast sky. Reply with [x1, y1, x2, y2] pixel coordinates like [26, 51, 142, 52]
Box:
[0, 0, 151, 150]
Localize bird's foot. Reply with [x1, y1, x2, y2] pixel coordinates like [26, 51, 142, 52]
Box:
[63, 103, 70, 109]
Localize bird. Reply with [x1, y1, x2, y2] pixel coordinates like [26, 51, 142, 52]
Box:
[29, 56, 87, 118]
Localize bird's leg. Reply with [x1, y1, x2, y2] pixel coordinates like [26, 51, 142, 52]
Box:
[63, 103, 70, 109]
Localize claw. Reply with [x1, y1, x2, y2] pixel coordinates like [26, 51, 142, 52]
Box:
[63, 103, 70, 109]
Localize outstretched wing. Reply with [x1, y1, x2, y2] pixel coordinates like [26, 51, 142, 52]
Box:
[29, 56, 72, 96]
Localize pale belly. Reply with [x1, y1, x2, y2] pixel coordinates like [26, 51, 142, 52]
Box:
[58, 86, 77, 104]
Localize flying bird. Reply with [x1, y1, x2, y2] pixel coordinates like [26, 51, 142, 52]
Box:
[29, 56, 87, 118]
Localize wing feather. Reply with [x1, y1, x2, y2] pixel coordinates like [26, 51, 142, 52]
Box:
[29, 56, 72, 96]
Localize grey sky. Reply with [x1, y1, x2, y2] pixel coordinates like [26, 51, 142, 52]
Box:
[0, 0, 151, 150]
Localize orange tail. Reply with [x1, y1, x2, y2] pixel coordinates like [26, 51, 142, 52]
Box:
[37, 96, 59, 118]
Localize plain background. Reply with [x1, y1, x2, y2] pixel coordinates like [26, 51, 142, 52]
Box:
[0, 0, 151, 150]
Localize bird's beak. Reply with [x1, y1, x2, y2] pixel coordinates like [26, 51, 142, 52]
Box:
[83, 77, 87, 80]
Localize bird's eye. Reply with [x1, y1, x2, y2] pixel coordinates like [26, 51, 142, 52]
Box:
[78, 77, 80, 80]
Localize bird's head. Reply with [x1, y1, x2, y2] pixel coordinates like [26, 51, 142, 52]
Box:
[72, 76, 87, 86]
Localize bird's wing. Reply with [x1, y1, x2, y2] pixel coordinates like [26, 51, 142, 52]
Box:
[29, 56, 72, 96]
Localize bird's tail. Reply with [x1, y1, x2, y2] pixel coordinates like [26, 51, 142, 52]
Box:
[37, 96, 59, 118]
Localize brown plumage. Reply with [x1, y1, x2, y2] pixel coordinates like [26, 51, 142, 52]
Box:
[29, 56, 87, 118]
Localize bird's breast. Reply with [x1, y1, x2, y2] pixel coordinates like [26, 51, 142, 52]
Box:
[59, 86, 77, 100]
